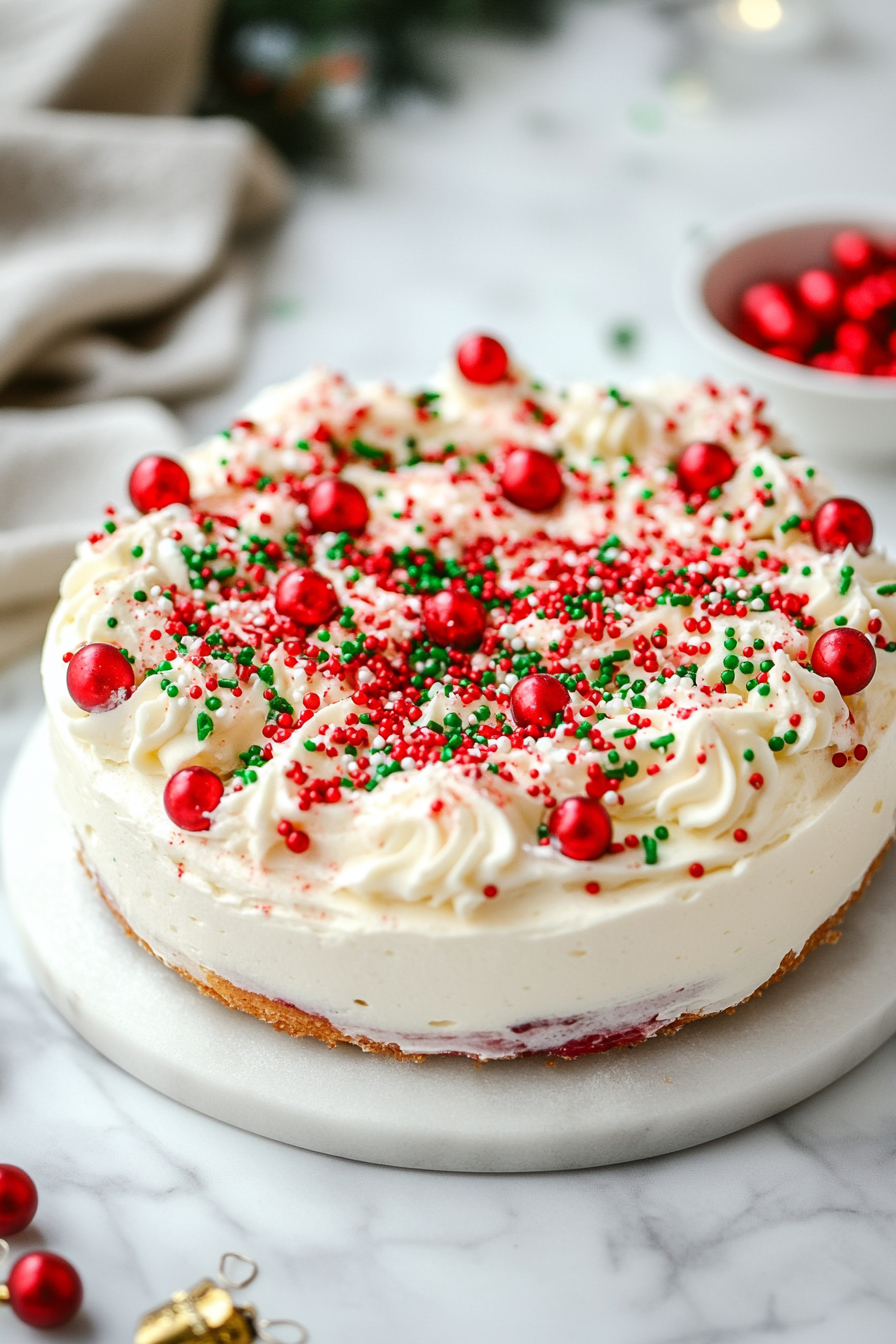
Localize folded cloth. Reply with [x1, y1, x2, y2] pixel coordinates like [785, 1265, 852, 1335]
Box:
[0, 0, 219, 116]
[0, 109, 290, 406]
[0, 0, 291, 660]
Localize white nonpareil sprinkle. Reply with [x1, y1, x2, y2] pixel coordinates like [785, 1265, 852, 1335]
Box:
[750, 598, 765, 610]
[358, 667, 375, 684]
[603, 791, 620, 806]
[401, 757, 417, 771]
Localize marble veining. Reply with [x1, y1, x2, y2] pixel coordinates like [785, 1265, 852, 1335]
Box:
[6, 0, 896, 1336]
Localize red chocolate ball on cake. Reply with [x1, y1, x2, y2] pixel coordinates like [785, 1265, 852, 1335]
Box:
[66, 644, 134, 713]
[129, 455, 191, 514]
[164, 767, 224, 832]
[549, 797, 612, 861]
[501, 447, 564, 512]
[677, 442, 735, 496]
[307, 478, 369, 535]
[0, 1165, 38, 1236]
[812, 498, 874, 556]
[811, 627, 876, 697]
[6, 1252, 83, 1329]
[422, 589, 486, 651]
[456, 334, 508, 385]
[510, 673, 570, 730]
[275, 568, 339, 627]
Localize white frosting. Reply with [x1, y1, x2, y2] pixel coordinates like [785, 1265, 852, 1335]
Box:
[41, 367, 896, 1056]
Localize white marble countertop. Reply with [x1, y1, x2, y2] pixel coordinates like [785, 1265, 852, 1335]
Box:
[6, 1, 896, 1339]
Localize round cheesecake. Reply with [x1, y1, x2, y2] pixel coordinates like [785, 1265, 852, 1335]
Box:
[42, 341, 896, 1059]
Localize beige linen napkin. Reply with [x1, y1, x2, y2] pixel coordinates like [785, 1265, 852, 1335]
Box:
[0, 0, 292, 659]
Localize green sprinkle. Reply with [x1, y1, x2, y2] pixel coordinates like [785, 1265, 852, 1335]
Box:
[218, 677, 238, 689]
[802, 566, 812, 577]
[103, 520, 116, 534]
[769, 737, 784, 752]
[133, 590, 147, 602]
[721, 669, 735, 684]
[131, 545, 144, 558]
[877, 584, 896, 597]
[257, 664, 274, 686]
[654, 825, 669, 841]
[759, 659, 774, 672]
[758, 683, 771, 697]
[196, 712, 213, 741]
[205, 696, 222, 712]
[650, 733, 675, 750]
[743, 749, 754, 761]
[834, 615, 847, 626]
[723, 654, 739, 669]
[784, 730, 798, 744]
[642, 836, 658, 865]
[303, 740, 317, 752]
[107, 617, 117, 628]
[739, 660, 754, 675]
[752, 464, 763, 477]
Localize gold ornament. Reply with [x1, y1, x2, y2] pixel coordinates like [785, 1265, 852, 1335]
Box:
[135, 1254, 306, 1344]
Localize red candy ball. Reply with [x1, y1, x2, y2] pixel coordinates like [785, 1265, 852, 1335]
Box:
[456, 334, 509, 385]
[307, 478, 369, 535]
[797, 268, 840, 322]
[275, 568, 339, 627]
[677, 442, 736, 496]
[741, 283, 815, 350]
[164, 767, 224, 832]
[812, 497, 874, 555]
[832, 228, 873, 272]
[510, 673, 570, 730]
[501, 447, 564, 512]
[0, 1165, 37, 1236]
[128, 455, 191, 514]
[7, 1252, 83, 1330]
[66, 643, 135, 713]
[811, 627, 876, 697]
[549, 797, 613, 861]
[422, 589, 487, 651]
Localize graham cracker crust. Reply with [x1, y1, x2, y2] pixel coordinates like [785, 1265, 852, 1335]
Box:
[81, 838, 891, 1063]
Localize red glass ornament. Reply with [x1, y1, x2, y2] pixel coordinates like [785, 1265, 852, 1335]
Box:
[66, 643, 135, 713]
[128, 456, 191, 514]
[307, 478, 369, 535]
[164, 767, 224, 832]
[677, 442, 736, 496]
[548, 797, 612, 861]
[6, 1252, 82, 1329]
[275, 568, 339, 627]
[500, 447, 564, 512]
[812, 497, 874, 555]
[832, 229, 873, 272]
[422, 589, 487, 651]
[456, 334, 508, 385]
[796, 268, 840, 322]
[510, 673, 570, 730]
[0, 1166, 37, 1236]
[811, 627, 876, 697]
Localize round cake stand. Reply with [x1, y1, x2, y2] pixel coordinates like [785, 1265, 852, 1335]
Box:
[6, 720, 896, 1173]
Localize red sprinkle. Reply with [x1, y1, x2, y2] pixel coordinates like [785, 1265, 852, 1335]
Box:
[733, 828, 748, 843]
[689, 863, 705, 879]
[832, 752, 848, 768]
[854, 743, 868, 761]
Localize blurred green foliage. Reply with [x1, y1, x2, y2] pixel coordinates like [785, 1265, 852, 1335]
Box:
[201, 0, 562, 165]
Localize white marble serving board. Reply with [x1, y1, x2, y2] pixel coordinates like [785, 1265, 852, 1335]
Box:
[6, 718, 896, 1175]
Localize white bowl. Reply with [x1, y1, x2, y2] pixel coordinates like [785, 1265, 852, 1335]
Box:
[674, 204, 896, 463]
